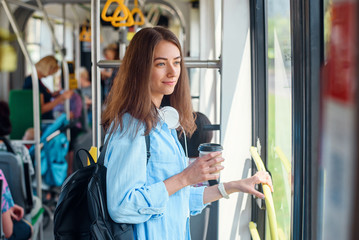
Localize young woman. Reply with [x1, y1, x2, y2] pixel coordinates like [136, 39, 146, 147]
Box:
[102, 27, 273, 239]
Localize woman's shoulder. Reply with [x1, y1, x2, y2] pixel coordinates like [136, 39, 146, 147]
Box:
[109, 113, 145, 139]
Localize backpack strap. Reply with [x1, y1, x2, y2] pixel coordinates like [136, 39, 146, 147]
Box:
[97, 137, 110, 166]
[0, 136, 15, 154]
[145, 135, 150, 164]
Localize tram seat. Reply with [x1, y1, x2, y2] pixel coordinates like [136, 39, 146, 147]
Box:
[0, 152, 32, 213]
[8, 90, 40, 140]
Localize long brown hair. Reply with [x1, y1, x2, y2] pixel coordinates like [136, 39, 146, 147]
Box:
[102, 27, 196, 136]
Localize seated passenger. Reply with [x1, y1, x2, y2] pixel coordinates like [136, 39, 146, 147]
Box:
[0, 101, 34, 176]
[0, 169, 33, 240]
[22, 55, 73, 120]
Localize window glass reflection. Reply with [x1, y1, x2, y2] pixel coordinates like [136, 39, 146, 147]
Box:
[266, 0, 292, 239]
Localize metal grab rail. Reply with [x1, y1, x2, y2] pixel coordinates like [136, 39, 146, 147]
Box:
[250, 146, 279, 240]
[91, 0, 102, 149]
[97, 59, 222, 69]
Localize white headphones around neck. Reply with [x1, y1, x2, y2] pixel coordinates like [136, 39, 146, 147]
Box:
[158, 106, 180, 130]
[158, 106, 188, 158]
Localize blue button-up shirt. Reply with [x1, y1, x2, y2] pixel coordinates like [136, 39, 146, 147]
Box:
[105, 113, 206, 239]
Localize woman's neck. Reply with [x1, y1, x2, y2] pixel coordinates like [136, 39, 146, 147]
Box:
[151, 95, 163, 108]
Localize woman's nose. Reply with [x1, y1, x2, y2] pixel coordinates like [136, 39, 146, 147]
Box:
[167, 64, 178, 77]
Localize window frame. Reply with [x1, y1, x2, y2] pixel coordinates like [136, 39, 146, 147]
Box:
[250, 0, 324, 239]
[291, 1, 323, 239]
[250, 0, 268, 238]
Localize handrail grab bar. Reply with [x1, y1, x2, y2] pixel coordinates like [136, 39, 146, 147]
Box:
[250, 146, 279, 240]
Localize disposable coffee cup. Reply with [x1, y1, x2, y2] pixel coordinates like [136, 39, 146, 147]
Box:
[198, 143, 223, 175]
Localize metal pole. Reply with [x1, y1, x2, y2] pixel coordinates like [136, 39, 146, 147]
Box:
[1, 1, 43, 239]
[71, 5, 81, 89]
[97, 59, 222, 69]
[35, 0, 71, 123]
[91, 0, 101, 149]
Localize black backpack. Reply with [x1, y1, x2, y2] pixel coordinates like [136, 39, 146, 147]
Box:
[53, 135, 150, 240]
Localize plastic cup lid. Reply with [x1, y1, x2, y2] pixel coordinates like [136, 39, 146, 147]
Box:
[198, 143, 223, 152]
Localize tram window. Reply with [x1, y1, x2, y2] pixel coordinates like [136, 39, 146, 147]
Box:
[266, 0, 292, 239]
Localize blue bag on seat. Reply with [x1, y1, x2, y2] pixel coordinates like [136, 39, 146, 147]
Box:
[30, 114, 69, 186]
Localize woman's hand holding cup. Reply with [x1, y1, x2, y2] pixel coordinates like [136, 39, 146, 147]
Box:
[182, 151, 224, 186]
[198, 143, 224, 176]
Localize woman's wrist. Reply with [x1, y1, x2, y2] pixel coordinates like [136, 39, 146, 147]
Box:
[178, 170, 190, 187]
[223, 181, 240, 195]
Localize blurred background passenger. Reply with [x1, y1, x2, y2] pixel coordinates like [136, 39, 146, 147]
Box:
[101, 43, 119, 100]
[0, 169, 32, 240]
[22, 55, 73, 120]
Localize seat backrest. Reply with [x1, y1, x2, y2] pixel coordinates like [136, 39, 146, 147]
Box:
[0, 152, 30, 213]
[8, 90, 40, 140]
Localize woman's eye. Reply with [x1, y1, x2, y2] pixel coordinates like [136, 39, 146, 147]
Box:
[174, 61, 181, 65]
[156, 62, 165, 66]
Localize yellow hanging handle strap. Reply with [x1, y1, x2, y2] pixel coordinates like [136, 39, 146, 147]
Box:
[131, 0, 145, 26]
[101, 0, 145, 27]
[250, 147, 279, 240]
[101, 0, 129, 22]
[79, 25, 91, 42]
[111, 6, 134, 27]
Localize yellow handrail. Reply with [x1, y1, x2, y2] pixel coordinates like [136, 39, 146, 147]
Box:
[250, 147, 279, 240]
[249, 221, 261, 240]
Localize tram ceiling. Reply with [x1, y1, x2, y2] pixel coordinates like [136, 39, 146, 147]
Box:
[23, 0, 187, 33]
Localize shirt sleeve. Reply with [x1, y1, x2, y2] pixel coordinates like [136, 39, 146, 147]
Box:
[0, 170, 15, 213]
[105, 115, 169, 224]
[189, 186, 208, 216]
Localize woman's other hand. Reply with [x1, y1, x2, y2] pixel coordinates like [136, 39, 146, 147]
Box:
[61, 90, 73, 101]
[231, 171, 273, 199]
[182, 152, 224, 186]
[10, 204, 24, 221]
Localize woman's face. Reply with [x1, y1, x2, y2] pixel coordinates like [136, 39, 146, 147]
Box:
[104, 49, 116, 60]
[149, 40, 181, 107]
